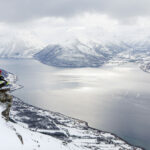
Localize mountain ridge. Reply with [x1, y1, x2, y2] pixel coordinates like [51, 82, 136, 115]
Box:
[0, 38, 150, 72]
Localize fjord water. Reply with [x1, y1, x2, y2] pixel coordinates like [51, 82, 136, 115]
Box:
[0, 58, 150, 150]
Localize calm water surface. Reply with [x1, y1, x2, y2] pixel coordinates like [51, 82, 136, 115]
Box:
[0, 58, 150, 150]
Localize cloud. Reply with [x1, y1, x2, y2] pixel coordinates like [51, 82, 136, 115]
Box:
[0, 12, 150, 52]
[0, 0, 150, 23]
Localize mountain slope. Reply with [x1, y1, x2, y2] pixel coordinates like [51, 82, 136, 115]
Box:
[0, 37, 150, 72]
[0, 105, 67, 150]
[11, 97, 144, 150]
[0, 35, 43, 58]
[34, 40, 150, 72]
[34, 40, 126, 68]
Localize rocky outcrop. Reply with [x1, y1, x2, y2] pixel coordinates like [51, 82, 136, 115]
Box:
[0, 91, 12, 120]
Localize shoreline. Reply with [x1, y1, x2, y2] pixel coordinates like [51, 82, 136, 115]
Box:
[12, 96, 145, 150]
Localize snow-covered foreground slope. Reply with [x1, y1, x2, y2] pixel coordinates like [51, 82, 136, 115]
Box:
[9, 97, 143, 150]
[0, 70, 143, 150]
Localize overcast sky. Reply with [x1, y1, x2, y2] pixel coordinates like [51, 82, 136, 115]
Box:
[0, 0, 150, 45]
[0, 0, 150, 22]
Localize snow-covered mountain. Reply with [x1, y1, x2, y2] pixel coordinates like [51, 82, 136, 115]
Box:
[0, 70, 143, 150]
[0, 36, 150, 72]
[0, 35, 44, 58]
[34, 39, 150, 72]
[34, 40, 127, 68]
[109, 41, 150, 72]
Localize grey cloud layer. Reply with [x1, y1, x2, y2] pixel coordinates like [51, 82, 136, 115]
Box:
[0, 0, 150, 22]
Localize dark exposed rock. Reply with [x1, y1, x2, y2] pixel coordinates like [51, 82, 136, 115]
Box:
[40, 131, 68, 140]
[0, 91, 12, 121]
[16, 133, 24, 144]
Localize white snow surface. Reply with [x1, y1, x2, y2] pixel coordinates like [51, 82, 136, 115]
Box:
[0, 105, 67, 150]
[34, 39, 150, 72]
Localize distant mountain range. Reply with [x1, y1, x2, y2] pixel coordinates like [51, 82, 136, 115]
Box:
[34, 40, 150, 72]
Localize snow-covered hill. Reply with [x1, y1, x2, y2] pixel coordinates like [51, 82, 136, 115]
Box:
[109, 41, 150, 72]
[34, 40, 127, 68]
[0, 70, 143, 150]
[34, 39, 150, 72]
[0, 35, 44, 58]
[0, 37, 150, 72]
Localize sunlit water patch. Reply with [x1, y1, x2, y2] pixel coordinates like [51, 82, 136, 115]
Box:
[0, 58, 150, 150]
